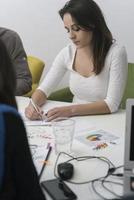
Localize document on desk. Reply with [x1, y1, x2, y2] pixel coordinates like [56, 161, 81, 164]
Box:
[75, 128, 120, 150]
[19, 111, 51, 126]
[30, 144, 51, 173]
[27, 126, 54, 173]
[26, 125, 54, 141]
[24, 119, 51, 126]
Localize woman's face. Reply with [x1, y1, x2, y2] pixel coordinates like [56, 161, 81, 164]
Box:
[63, 13, 93, 49]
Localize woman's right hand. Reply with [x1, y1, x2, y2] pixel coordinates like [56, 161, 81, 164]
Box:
[25, 101, 44, 120]
[25, 89, 47, 120]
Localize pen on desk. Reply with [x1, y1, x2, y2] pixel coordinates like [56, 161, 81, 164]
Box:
[39, 146, 52, 180]
[30, 98, 43, 121]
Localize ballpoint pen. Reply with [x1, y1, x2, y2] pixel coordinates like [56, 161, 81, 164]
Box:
[30, 98, 44, 121]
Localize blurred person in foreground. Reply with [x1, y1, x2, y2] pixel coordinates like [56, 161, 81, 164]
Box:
[0, 39, 45, 200]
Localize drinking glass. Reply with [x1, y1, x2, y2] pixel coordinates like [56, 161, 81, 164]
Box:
[53, 117, 75, 154]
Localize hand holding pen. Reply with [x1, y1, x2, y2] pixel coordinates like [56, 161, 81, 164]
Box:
[30, 99, 47, 121]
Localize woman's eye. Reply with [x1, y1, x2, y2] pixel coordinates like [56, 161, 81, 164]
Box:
[65, 25, 81, 33]
[65, 28, 69, 33]
[72, 25, 81, 32]
[73, 27, 80, 32]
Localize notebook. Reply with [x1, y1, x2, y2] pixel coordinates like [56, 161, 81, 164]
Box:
[124, 99, 134, 196]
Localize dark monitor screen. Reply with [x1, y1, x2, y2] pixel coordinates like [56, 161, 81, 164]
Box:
[130, 106, 134, 161]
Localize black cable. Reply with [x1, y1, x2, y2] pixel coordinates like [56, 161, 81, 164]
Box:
[54, 152, 113, 184]
[110, 165, 124, 177]
[101, 180, 123, 186]
[108, 165, 124, 177]
[90, 178, 123, 200]
[54, 152, 124, 199]
[101, 178, 123, 199]
[111, 173, 123, 177]
[96, 165, 124, 199]
[91, 180, 109, 200]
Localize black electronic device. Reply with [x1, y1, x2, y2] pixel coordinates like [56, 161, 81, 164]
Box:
[41, 178, 77, 200]
[124, 99, 134, 196]
[58, 162, 74, 180]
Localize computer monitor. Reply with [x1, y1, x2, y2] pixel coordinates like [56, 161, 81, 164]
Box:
[124, 99, 134, 196]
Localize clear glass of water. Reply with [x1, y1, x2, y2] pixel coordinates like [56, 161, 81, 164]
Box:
[52, 117, 75, 154]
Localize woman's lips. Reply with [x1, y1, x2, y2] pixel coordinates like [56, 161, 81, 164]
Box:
[73, 41, 80, 45]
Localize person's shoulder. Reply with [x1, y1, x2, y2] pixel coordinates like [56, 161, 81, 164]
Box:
[0, 27, 20, 41]
[109, 42, 127, 56]
[0, 104, 25, 129]
[106, 42, 127, 61]
[57, 43, 76, 62]
[60, 43, 76, 54]
[0, 104, 20, 119]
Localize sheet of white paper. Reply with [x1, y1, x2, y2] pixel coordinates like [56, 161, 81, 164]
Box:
[30, 145, 50, 173]
[19, 111, 51, 126]
[27, 126, 55, 173]
[26, 126, 54, 142]
[75, 128, 120, 149]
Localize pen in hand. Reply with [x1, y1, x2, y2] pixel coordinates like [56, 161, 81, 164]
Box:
[30, 98, 43, 121]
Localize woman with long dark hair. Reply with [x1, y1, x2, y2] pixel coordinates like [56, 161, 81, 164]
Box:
[25, 0, 128, 121]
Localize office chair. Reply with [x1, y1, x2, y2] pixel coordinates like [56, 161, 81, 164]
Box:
[24, 56, 45, 97]
[48, 87, 73, 102]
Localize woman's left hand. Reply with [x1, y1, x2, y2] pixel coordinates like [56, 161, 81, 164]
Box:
[46, 106, 73, 121]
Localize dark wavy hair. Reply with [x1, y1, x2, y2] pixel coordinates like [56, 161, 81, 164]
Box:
[59, 0, 113, 74]
[0, 39, 17, 108]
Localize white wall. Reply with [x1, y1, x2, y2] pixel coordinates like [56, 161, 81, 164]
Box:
[0, 0, 134, 86]
[0, 0, 68, 73]
[95, 0, 134, 62]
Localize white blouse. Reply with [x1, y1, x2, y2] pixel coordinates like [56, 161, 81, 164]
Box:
[38, 42, 128, 113]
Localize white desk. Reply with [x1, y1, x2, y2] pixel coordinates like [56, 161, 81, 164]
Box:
[16, 96, 126, 200]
